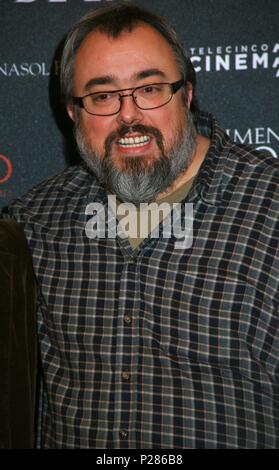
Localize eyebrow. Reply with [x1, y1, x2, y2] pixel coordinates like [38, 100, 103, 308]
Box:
[83, 69, 168, 92]
[135, 68, 167, 81]
[84, 75, 116, 92]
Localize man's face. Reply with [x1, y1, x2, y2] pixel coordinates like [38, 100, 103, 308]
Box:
[68, 23, 196, 203]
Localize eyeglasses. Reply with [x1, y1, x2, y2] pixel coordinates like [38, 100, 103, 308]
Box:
[71, 79, 185, 116]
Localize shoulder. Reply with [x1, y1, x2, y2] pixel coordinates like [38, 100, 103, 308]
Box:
[9, 165, 91, 207]
[228, 140, 279, 173]
[2, 165, 101, 224]
[0, 219, 30, 256]
[197, 111, 279, 194]
[225, 141, 279, 195]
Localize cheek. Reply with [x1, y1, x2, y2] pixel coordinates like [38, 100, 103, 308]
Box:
[149, 111, 171, 138]
[153, 107, 185, 141]
[154, 99, 185, 127]
[80, 115, 114, 150]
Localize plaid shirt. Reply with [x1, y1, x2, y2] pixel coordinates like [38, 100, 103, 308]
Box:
[4, 112, 279, 448]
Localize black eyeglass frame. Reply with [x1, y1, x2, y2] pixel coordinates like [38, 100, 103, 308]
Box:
[71, 78, 185, 116]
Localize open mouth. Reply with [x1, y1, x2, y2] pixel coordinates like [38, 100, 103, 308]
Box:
[118, 135, 151, 148]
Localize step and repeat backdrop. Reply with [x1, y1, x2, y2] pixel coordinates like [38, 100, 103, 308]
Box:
[0, 0, 278, 208]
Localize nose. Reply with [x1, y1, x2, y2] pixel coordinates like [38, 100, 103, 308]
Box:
[116, 92, 143, 126]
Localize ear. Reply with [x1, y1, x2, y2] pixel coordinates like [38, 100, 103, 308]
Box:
[67, 104, 75, 122]
[185, 82, 193, 110]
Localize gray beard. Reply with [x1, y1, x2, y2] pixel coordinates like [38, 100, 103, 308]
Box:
[75, 112, 197, 204]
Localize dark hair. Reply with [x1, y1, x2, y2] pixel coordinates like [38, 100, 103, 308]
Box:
[60, 2, 198, 118]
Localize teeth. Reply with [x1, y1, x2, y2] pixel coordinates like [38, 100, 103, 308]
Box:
[118, 135, 150, 147]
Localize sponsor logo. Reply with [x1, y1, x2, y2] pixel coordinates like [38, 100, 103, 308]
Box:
[226, 127, 279, 158]
[0, 62, 51, 77]
[3, 43, 278, 78]
[85, 196, 194, 249]
[3, 44, 278, 79]
[0, 154, 13, 184]
[190, 43, 279, 77]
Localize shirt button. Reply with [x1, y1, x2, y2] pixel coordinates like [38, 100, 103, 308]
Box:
[119, 430, 128, 439]
[124, 315, 132, 324]
[122, 371, 130, 380]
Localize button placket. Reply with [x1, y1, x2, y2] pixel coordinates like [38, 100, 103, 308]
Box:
[119, 429, 128, 440]
[117, 256, 140, 447]
[122, 371, 130, 381]
[124, 314, 132, 324]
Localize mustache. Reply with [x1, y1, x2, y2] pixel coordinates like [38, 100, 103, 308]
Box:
[104, 124, 165, 156]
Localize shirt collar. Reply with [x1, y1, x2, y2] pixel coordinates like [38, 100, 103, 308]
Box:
[187, 110, 231, 206]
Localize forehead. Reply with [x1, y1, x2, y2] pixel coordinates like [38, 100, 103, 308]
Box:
[73, 24, 180, 90]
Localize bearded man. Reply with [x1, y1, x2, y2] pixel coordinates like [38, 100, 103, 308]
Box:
[3, 3, 279, 448]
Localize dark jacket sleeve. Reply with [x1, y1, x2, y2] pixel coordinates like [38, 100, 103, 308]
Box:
[0, 220, 37, 449]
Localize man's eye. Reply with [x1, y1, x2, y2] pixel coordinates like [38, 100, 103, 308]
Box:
[137, 85, 164, 98]
[92, 93, 115, 103]
[142, 86, 159, 94]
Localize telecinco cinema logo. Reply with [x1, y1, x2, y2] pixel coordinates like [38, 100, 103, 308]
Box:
[190, 43, 279, 77]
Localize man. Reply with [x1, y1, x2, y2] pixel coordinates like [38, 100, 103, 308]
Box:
[0, 220, 37, 449]
[3, 3, 279, 448]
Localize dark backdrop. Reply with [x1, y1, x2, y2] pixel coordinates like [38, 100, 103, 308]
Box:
[0, 0, 278, 208]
